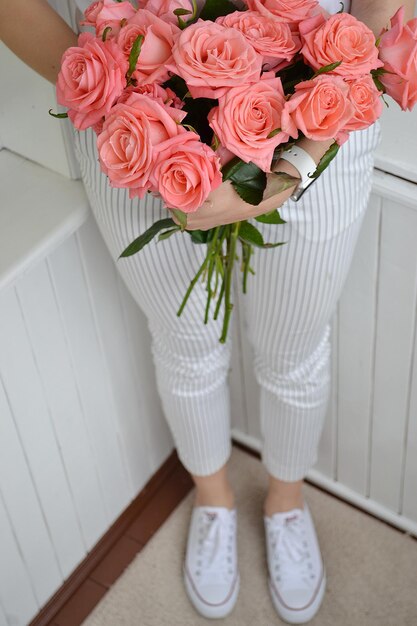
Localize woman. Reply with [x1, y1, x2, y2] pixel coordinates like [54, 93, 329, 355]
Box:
[1, 0, 414, 622]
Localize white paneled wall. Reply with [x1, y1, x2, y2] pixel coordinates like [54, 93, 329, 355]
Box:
[0, 210, 174, 626]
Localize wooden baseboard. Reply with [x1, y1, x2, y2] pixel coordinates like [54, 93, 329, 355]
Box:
[29, 448, 194, 626]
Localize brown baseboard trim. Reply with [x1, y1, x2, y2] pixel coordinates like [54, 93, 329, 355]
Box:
[29, 448, 194, 626]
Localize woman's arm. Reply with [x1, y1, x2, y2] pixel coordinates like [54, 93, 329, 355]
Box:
[0, 0, 78, 84]
[350, 0, 415, 35]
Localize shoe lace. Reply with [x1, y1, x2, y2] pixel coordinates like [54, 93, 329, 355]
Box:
[268, 513, 313, 588]
[196, 510, 234, 583]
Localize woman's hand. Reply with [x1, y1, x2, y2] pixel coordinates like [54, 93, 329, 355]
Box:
[171, 136, 335, 231]
[170, 179, 274, 231]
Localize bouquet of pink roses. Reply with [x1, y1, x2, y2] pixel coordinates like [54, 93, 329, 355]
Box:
[52, 0, 417, 342]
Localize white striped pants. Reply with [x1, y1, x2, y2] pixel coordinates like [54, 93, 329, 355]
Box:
[72, 120, 381, 481]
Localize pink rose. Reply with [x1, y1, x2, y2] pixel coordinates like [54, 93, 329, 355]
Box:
[80, 0, 137, 37]
[137, 0, 194, 26]
[378, 6, 417, 111]
[96, 93, 186, 198]
[117, 9, 179, 85]
[216, 10, 300, 72]
[117, 84, 184, 110]
[80, 1, 104, 26]
[245, 0, 319, 24]
[56, 32, 128, 130]
[151, 134, 222, 213]
[166, 20, 263, 99]
[299, 12, 383, 77]
[281, 75, 355, 141]
[342, 75, 383, 131]
[208, 74, 290, 171]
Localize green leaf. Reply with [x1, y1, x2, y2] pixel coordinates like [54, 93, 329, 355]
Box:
[222, 158, 267, 206]
[190, 230, 210, 244]
[175, 0, 198, 27]
[261, 240, 288, 249]
[118, 218, 175, 257]
[127, 34, 144, 80]
[337, 2, 345, 13]
[372, 74, 386, 93]
[267, 128, 282, 139]
[211, 133, 220, 151]
[102, 26, 112, 41]
[157, 226, 181, 241]
[199, 0, 238, 20]
[255, 208, 287, 225]
[239, 221, 264, 247]
[309, 141, 340, 179]
[173, 8, 192, 15]
[312, 60, 342, 78]
[181, 123, 199, 134]
[48, 108, 68, 118]
[239, 221, 288, 249]
[170, 208, 188, 230]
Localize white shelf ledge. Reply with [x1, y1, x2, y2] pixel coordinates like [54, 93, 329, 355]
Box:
[0, 149, 89, 293]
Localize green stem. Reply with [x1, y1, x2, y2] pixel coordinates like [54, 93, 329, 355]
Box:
[213, 278, 225, 321]
[177, 253, 210, 317]
[219, 222, 240, 343]
[242, 241, 253, 294]
[204, 227, 220, 323]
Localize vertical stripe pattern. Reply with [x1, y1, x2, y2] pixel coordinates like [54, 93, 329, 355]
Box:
[71, 120, 381, 481]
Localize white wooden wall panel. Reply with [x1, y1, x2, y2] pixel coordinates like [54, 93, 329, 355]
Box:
[0, 376, 60, 608]
[336, 195, 381, 494]
[15, 261, 106, 551]
[403, 314, 417, 520]
[370, 199, 417, 511]
[47, 236, 131, 526]
[0, 287, 81, 582]
[0, 603, 8, 626]
[0, 493, 38, 626]
[76, 218, 151, 495]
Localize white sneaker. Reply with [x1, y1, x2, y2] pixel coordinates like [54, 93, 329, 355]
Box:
[182, 505, 240, 619]
[264, 501, 326, 624]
